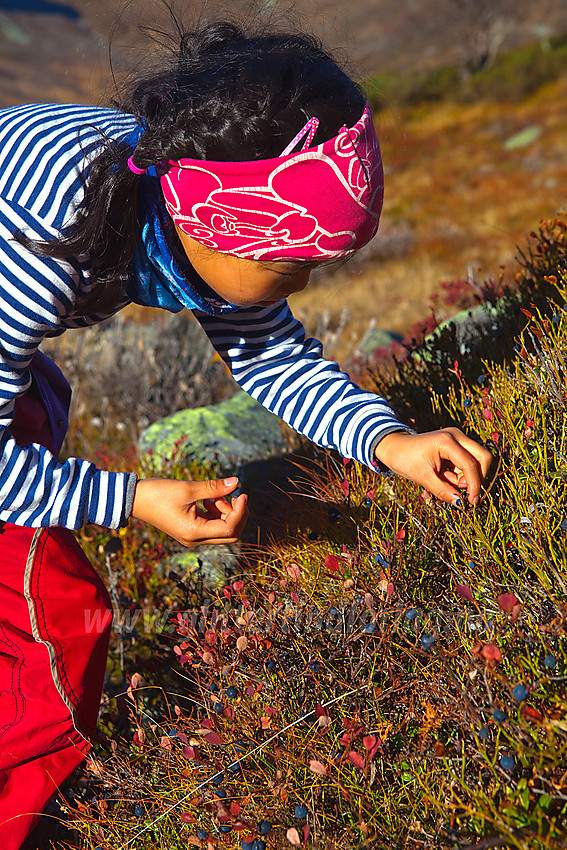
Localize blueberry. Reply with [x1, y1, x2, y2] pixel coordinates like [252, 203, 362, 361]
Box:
[499, 755, 515, 771]
[477, 374, 487, 384]
[258, 820, 272, 835]
[253, 841, 267, 850]
[209, 681, 219, 693]
[363, 498, 373, 508]
[211, 772, 224, 786]
[463, 398, 472, 408]
[405, 608, 419, 620]
[309, 661, 321, 671]
[478, 726, 489, 740]
[197, 829, 208, 840]
[545, 653, 557, 668]
[214, 702, 224, 713]
[231, 487, 242, 499]
[493, 709, 507, 724]
[265, 659, 277, 672]
[421, 634, 436, 649]
[294, 804, 308, 818]
[241, 842, 254, 850]
[134, 805, 144, 817]
[220, 824, 232, 834]
[308, 531, 319, 540]
[364, 623, 376, 635]
[226, 686, 239, 699]
[512, 684, 528, 702]
[216, 788, 227, 798]
[228, 760, 242, 772]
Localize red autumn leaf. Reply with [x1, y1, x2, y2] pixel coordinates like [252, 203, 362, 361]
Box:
[347, 750, 365, 769]
[204, 630, 217, 646]
[233, 580, 244, 592]
[455, 584, 473, 602]
[303, 824, 311, 843]
[201, 718, 213, 729]
[202, 651, 215, 665]
[230, 802, 242, 816]
[325, 555, 343, 572]
[287, 827, 301, 846]
[286, 563, 301, 580]
[315, 704, 327, 717]
[130, 672, 143, 690]
[395, 528, 405, 542]
[182, 745, 196, 760]
[340, 479, 350, 497]
[291, 591, 299, 603]
[363, 734, 381, 758]
[521, 705, 543, 723]
[480, 642, 502, 663]
[223, 586, 233, 599]
[367, 490, 374, 501]
[498, 593, 519, 613]
[482, 408, 493, 421]
[180, 811, 196, 824]
[204, 731, 223, 746]
[309, 759, 327, 775]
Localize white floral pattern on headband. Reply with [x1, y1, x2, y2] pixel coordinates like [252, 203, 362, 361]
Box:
[160, 104, 383, 261]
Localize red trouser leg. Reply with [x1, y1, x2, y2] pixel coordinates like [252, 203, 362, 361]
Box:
[0, 524, 112, 849]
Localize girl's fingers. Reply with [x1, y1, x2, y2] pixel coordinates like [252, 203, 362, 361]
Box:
[435, 431, 492, 504]
[195, 493, 248, 537]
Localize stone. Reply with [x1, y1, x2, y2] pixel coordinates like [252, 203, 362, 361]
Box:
[166, 545, 240, 589]
[355, 328, 403, 357]
[138, 390, 289, 475]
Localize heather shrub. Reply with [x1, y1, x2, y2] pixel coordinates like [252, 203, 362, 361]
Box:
[51, 218, 567, 850]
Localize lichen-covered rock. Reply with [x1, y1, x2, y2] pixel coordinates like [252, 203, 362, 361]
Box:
[355, 328, 403, 357]
[166, 545, 240, 589]
[138, 390, 289, 475]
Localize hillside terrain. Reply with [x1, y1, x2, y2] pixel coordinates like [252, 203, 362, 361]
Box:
[0, 1, 565, 355]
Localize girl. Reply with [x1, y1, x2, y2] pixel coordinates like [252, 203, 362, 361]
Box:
[0, 20, 491, 847]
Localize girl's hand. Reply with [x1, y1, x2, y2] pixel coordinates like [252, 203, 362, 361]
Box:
[374, 428, 492, 505]
[131, 476, 248, 547]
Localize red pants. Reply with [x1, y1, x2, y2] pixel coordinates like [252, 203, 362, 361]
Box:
[0, 355, 113, 848]
[0, 525, 112, 848]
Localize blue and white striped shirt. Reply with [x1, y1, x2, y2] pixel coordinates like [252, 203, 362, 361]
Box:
[0, 102, 407, 530]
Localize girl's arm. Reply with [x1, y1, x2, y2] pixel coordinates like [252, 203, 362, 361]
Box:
[196, 301, 492, 504]
[0, 198, 136, 528]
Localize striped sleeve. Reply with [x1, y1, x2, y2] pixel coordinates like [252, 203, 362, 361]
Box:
[196, 301, 412, 470]
[0, 197, 135, 529]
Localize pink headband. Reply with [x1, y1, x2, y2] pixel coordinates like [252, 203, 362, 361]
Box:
[158, 104, 384, 261]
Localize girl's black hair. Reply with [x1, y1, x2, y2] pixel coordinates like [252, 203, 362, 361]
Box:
[20, 20, 365, 310]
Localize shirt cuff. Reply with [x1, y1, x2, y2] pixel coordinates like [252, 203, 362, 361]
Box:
[369, 425, 417, 475]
